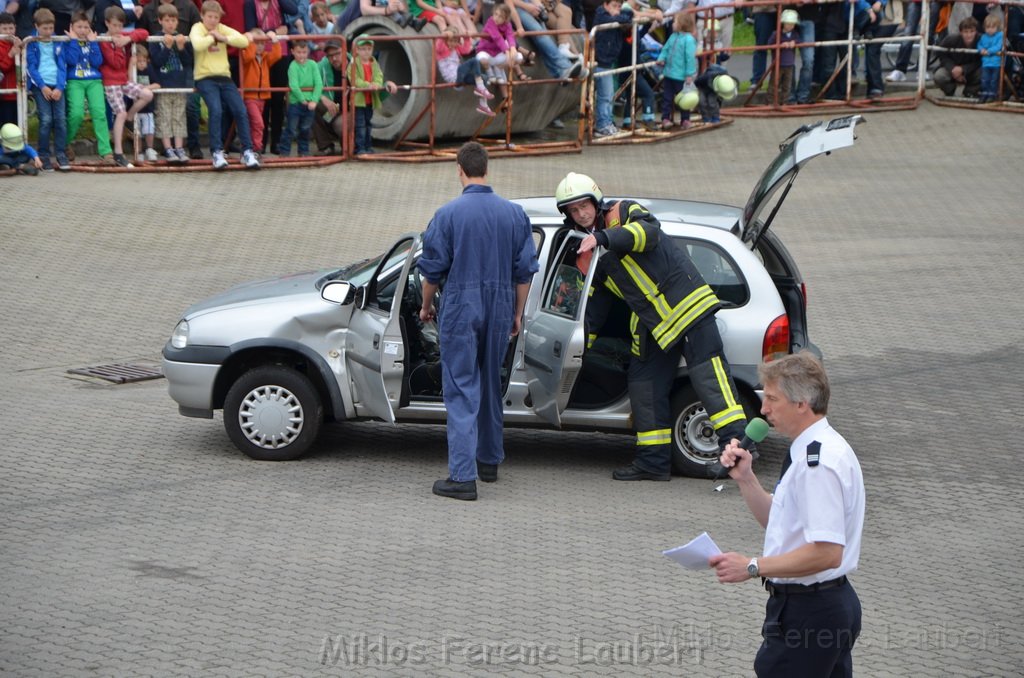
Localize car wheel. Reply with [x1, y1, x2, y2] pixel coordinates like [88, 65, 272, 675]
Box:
[670, 387, 758, 477]
[223, 366, 323, 461]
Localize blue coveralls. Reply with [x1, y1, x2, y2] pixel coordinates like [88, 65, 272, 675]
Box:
[418, 184, 538, 482]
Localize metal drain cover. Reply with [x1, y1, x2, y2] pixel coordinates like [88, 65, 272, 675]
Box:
[67, 363, 164, 384]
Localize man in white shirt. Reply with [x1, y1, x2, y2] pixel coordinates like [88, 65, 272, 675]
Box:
[710, 352, 865, 677]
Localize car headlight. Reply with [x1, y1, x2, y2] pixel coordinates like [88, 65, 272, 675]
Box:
[170, 320, 190, 349]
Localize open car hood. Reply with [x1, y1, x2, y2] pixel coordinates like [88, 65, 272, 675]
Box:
[737, 115, 865, 247]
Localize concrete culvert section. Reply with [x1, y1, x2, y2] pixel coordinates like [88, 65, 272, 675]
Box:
[343, 17, 583, 142]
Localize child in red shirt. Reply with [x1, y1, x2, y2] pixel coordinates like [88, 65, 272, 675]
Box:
[0, 12, 21, 126]
[100, 5, 152, 167]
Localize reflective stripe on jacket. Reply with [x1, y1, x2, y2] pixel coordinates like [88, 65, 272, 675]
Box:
[585, 200, 721, 356]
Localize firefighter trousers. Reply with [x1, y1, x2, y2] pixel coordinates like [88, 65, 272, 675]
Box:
[630, 315, 747, 475]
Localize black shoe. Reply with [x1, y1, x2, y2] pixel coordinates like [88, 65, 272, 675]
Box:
[477, 463, 498, 483]
[433, 478, 477, 500]
[17, 163, 40, 176]
[411, 17, 427, 31]
[188, 146, 204, 160]
[612, 464, 670, 481]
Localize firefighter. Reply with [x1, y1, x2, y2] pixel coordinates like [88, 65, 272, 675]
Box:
[555, 172, 748, 480]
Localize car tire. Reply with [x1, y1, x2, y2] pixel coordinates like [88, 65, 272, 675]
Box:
[223, 366, 323, 461]
[669, 386, 758, 478]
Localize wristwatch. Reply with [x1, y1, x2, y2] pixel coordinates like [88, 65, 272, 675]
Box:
[747, 557, 759, 578]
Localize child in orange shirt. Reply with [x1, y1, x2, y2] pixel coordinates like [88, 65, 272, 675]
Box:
[239, 27, 283, 153]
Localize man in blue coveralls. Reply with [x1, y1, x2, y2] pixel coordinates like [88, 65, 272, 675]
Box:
[418, 142, 539, 501]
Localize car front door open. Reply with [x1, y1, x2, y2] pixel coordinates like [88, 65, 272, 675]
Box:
[523, 231, 599, 426]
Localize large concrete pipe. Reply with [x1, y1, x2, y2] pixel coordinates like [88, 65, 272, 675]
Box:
[342, 17, 583, 142]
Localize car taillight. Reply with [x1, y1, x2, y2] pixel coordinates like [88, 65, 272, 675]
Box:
[763, 314, 790, 362]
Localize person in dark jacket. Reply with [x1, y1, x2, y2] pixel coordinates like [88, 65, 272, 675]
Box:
[38, 0, 93, 34]
[149, 2, 194, 162]
[933, 15, 981, 96]
[556, 172, 749, 481]
[139, 0, 201, 34]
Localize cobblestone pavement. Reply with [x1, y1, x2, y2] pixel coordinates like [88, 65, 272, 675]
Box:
[2, 102, 1022, 677]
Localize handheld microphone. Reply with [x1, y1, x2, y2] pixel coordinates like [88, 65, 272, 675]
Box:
[738, 417, 770, 461]
[709, 417, 770, 480]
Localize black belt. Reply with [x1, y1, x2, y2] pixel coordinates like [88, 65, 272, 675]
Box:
[763, 576, 848, 597]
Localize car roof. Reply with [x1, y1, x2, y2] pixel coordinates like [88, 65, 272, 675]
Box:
[512, 196, 743, 232]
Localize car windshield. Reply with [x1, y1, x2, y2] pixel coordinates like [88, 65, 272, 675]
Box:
[320, 254, 386, 289]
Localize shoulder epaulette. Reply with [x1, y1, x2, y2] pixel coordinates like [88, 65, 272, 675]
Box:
[806, 440, 820, 467]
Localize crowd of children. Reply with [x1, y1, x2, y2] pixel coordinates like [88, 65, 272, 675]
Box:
[1, 0, 1013, 174]
[0, 0, 757, 171]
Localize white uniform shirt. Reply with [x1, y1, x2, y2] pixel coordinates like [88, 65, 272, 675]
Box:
[763, 417, 865, 585]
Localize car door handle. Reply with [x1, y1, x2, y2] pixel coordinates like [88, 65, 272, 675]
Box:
[373, 333, 380, 349]
[553, 340, 562, 358]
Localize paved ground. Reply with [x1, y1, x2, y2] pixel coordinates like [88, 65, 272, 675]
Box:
[2, 101, 1023, 677]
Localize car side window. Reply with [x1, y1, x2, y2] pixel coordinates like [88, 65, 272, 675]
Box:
[541, 236, 587, 320]
[674, 238, 748, 308]
[367, 238, 415, 312]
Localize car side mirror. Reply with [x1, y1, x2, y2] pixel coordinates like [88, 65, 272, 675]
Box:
[321, 281, 355, 305]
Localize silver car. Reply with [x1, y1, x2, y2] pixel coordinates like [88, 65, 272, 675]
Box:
[162, 115, 863, 477]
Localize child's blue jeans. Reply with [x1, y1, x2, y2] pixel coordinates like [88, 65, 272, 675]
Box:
[354, 106, 374, 154]
[594, 66, 614, 131]
[278, 102, 314, 155]
[980, 66, 999, 97]
[195, 76, 254, 153]
[32, 88, 68, 161]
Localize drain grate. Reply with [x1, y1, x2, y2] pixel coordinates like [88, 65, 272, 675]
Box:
[67, 363, 164, 384]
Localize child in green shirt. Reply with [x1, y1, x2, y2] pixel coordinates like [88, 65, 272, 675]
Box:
[277, 39, 323, 156]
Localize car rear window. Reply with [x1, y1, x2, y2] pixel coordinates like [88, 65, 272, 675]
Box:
[672, 238, 748, 308]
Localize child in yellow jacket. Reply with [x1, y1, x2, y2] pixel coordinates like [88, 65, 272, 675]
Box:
[190, 0, 260, 169]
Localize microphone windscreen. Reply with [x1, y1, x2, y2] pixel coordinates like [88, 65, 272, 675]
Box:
[745, 417, 770, 443]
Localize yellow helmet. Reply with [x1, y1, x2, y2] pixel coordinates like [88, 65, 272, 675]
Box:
[674, 89, 700, 111]
[1, 123, 25, 152]
[555, 172, 604, 213]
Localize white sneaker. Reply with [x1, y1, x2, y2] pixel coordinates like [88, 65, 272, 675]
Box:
[594, 125, 619, 137]
[561, 61, 583, 80]
[242, 149, 261, 169]
[144, 148, 159, 162]
[212, 150, 228, 170]
[886, 69, 906, 82]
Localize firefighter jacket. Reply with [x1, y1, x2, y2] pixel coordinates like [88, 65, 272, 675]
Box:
[580, 200, 721, 358]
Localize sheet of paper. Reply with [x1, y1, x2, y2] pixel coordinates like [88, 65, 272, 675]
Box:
[662, 532, 723, 570]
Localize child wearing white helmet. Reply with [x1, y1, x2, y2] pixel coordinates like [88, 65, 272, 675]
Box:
[0, 123, 43, 176]
[767, 9, 801, 105]
[693, 63, 736, 123]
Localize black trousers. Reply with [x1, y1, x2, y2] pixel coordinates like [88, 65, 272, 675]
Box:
[754, 580, 862, 678]
[629, 315, 746, 475]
